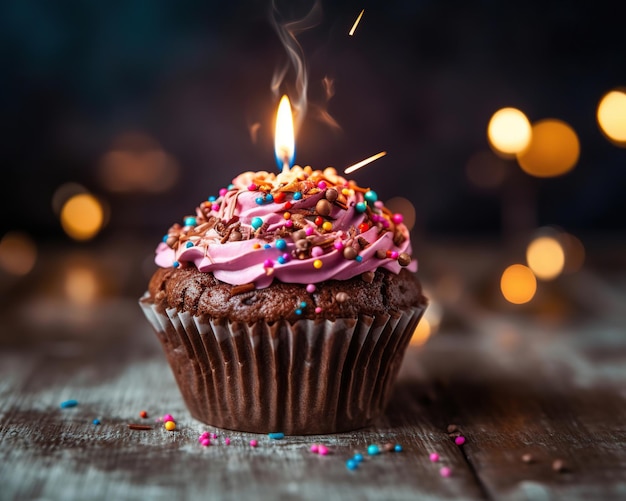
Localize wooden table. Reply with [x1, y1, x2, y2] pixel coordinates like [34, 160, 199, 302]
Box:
[1, 240, 625, 500]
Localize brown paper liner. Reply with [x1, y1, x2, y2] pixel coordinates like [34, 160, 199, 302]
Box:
[140, 295, 425, 435]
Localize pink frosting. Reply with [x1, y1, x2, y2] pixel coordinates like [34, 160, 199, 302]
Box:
[155, 167, 417, 288]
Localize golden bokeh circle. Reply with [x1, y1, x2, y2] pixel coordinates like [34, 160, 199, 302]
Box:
[597, 90, 626, 145]
[487, 108, 532, 155]
[500, 264, 537, 304]
[60, 194, 104, 241]
[526, 236, 565, 281]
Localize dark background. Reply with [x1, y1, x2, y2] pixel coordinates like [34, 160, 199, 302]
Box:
[1, 0, 625, 243]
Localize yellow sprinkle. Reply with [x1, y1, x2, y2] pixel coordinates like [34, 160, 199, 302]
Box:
[342, 188, 350, 196]
[283, 212, 291, 220]
[322, 221, 332, 232]
[253, 243, 261, 249]
[313, 259, 323, 269]
[164, 420, 176, 431]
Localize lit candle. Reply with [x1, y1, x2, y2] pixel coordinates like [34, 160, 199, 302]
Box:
[274, 95, 295, 172]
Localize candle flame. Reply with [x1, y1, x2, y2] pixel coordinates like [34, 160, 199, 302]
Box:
[344, 151, 387, 174]
[349, 9, 365, 36]
[275, 95, 295, 170]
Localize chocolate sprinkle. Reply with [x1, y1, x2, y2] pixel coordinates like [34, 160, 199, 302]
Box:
[230, 283, 256, 296]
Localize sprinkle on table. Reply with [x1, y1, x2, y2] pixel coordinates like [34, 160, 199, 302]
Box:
[268, 432, 285, 440]
[60, 399, 78, 409]
[139, 410, 148, 419]
[128, 424, 153, 431]
[164, 420, 176, 431]
[439, 467, 452, 478]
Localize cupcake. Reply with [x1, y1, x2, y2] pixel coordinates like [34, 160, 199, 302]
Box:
[140, 165, 427, 434]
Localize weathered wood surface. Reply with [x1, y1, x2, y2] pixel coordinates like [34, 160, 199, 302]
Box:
[1, 243, 625, 500]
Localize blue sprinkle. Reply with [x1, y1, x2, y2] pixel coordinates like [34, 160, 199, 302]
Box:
[355, 255, 363, 263]
[93, 418, 101, 425]
[255, 197, 264, 205]
[275, 239, 287, 251]
[186, 241, 194, 248]
[355, 202, 367, 213]
[162, 235, 168, 242]
[277, 256, 286, 265]
[264, 243, 271, 249]
[251, 217, 263, 230]
[266, 194, 274, 203]
[367, 444, 380, 456]
[295, 309, 302, 315]
[346, 459, 359, 470]
[228, 184, 235, 190]
[293, 192, 302, 200]
[173, 261, 180, 268]
[364, 190, 378, 204]
[394, 444, 403, 452]
[208, 196, 217, 202]
[184, 216, 197, 226]
[300, 301, 307, 308]
[268, 432, 285, 440]
[60, 399, 78, 409]
[353, 453, 364, 463]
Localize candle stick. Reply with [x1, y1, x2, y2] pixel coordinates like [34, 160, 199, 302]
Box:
[344, 151, 387, 174]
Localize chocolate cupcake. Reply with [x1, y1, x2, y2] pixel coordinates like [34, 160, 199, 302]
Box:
[140, 166, 427, 434]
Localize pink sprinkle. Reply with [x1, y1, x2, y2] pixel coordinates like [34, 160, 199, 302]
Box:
[333, 240, 344, 250]
[455, 436, 466, 446]
[392, 213, 404, 224]
[315, 307, 322, 314]
[224, 437, 231, 445]
[390, 251, 399, 259]
[219, 188, 228, 197]
[198, 432, 209, 442]
[263, 259, 274, 268]
[310, 444, 319, 453]
[311, 246, 324, 257]
[374, 201, 384, 209]
[306, 284, 316, 293]
[211, 433, 218, 439]
[305, 227, 314, 236]
[318, 445, 329, 455]
[440, 467, 452, 477]
[285, 220, 294, 228]
[429, 453, 440, 462]
[248, 183, 257, 191]
[212, 203, 220, 211]
[163, 414, 174, 422]
[249, 439, 258, 447]
[382, 220, 390, 229]
[317, 181, 327, 190]
[282, 253, 290, 261]
[201, 438, 210, 447]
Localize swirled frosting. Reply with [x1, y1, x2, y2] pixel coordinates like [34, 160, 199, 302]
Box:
[155, 166, 418, 288]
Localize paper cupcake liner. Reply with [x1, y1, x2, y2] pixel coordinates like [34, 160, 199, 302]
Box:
[140, 294, 425, 435]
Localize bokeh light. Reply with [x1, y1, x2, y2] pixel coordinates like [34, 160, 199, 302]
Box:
[0, 232, 37, 276]
[385, 197, 416, 231]
[51, 183, 88, 216]
[500, 264, 537, 304]
[60, 194, 104, 241]
[411, 317, 431, 346]
[487, 108, 532, 155]
[597, 90, 626, 145]
[465, 150, 509, 189]
[65, 266, 99, 305]
[99, 132, 179, 193]
[517, 119, 580, 177]
[526, 236, 565, 281]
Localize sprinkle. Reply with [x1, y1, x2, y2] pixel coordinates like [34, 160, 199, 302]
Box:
[276, 239, 287, 251]
[322, 221, 333, 232]
[224, 437, 231, 445]
[300, 301, 307, 308]
[367, 444, 380, 456]
[343, 247, 357, 260]
[439, 467, 452, 478]
[346, 459, 359, 470]
[211, 433, 218, 439]
[355, 255, 363, 263]
[263, 259, 274, 268]
[455, 436, 466, 446]
[313, 259, 323, 269]
[184, 216, 197, 226]
[342, 188, 352, 196]
[251, 217, 263, 229]
[139, 410, 148, 419]
[249, 439, 258, 447]
[186, 241, 194, 248]
[295, 309, 302, 315]
[268, 432, 285, 440]
[273, 192, 285, 203]
[162, 235, 168, 242]
[293, 192, 302, 200]
[318, 445, 329, 455]
[281, 253, 290, 261]
[163, 414, 175, 422]
[305, 227, 314, 236]
[264, 243, 271, 249]
[353, 453, 364, 463]
[201, 438, 210, 446]
[310, 444, 319, 453]
[255, 197, 264, 205]
[317, 181, 327, 190]
[60, 399, 78, 409]
[364, 190, 378, 204]
[208, 196, 217, 202]
[164, 420, 176, 431]
[128, 424, 153, 430]
[285, 220, 293, 228]
[311, 246, 324, 257]
[173, 261, 180, 268]
[198, 432, 209, 442]
[314, 216, 323, 226]
[398, 253, 412, 267]
[429, 453, 440, 462]
[92, 419, 101, 425]
[211, 203, 220, 211]
[392, 213, 404, 224]
[277, 256, 286, 264]
[333, 240, 344, 250]
[355, 202, 367, 213]
[390, 251, 399, 260]
[248, 183, 257, 191]
[315, 307, 322, 313]
[253, 243, 261, 249]
[306, 284, 316, 293]
[266, 194, 274, 203]
[284, 201, 292, 209]
[394, 444, 403, 452]
[358, 222, 370, 233]
[228, 184, 235, 190]
[219, 188, 228, 197]
[374, 201, 384, 209]
[283, 212, 291, 220]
